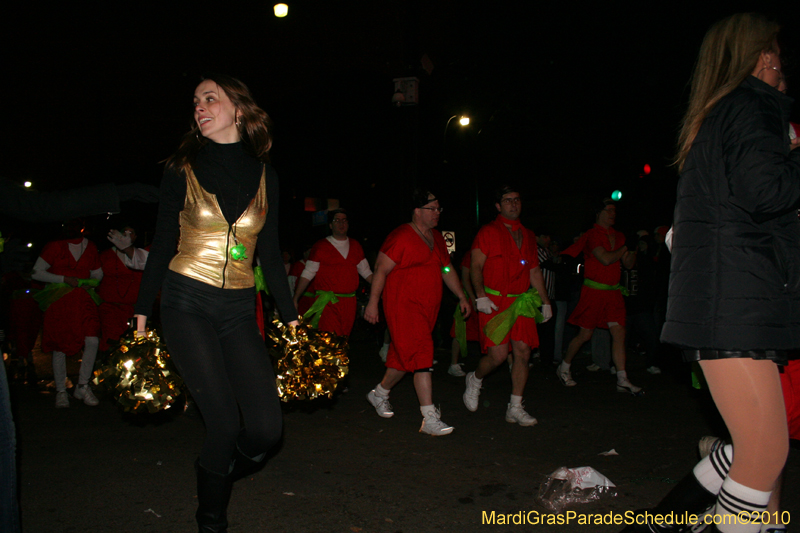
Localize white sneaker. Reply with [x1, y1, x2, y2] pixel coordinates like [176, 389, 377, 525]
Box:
[447, 364, 466, 377]
[55, 391, 69, 408]
[616, 378, 644, 395]
[586, 363, 601, 371]
[505, 403, 538, 426]
[366, 390, 394, 418]
[419, 408, 453, 436]
[463, 372, 481, 412]
[646, 366, 662, 375]
[609, 366, 617, 375]
[556, 367, 576, 386]
[74, 385, 99, 406]
[698, 436, 723, 459]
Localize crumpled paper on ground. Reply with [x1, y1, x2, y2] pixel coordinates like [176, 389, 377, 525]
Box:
[537, 466, 618, 513]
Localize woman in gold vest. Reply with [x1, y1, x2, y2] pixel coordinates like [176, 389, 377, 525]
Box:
[134, 74, 298, 533]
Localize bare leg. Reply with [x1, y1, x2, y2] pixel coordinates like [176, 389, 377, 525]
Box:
[450, 338, 461, 366]
[380, 368, 406, 391]
[413, 372, 433, 406]
[562, 328, 593, 365]
[700, 358, 788, 491]
[609, 324, 627, 373]
[509, 340, 530, 397]
[475, 343, 509, 380]
[764, 472, 783, 525]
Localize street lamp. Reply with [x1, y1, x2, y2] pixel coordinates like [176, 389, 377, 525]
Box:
[443, 114, 469, 163]
[274, 3, 288, 17]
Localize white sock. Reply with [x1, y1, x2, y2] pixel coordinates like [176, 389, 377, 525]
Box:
[559, 361, 571, 372]
[420, 405, 436, 418]
[509, 394, 523, 407]
[693, 444, 733, 494]
[470, 372, 483, 384]
[715, 477, 770, 532]
[375, 384, 390, 398]
[616, 369, 628, 381]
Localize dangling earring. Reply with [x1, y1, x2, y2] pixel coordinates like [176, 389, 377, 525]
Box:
[757, 65, 784, 89]
[235, 114, 241, 127]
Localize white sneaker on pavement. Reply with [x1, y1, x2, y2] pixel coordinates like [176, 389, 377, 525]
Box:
[366, 390, 394, 418]
[505, 403, 538, 426]
[556, 367, 576, 386]
[74, 384, 99, 406]
[463, 372, 481, 412]
[55, 391, 69, 408]
[419, 408, 453, 436]
[447, 363, 466, 377]
[616, 378, 644, 395]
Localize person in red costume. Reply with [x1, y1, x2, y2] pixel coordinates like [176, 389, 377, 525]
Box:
[97, 225, 149, 350]
[31, 219, 103, 408]
[463, 185, 552, 426]
[364, 190, 470, 436]
[557, 199, 641, 394]
[292, 209, 373, 336]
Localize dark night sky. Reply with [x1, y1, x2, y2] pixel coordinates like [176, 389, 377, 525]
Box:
[3, 1, 799, 256]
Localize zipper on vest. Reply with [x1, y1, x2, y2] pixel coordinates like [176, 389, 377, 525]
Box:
[222, 228, 231, 289]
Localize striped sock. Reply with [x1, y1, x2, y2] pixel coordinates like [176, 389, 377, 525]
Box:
[715, 477, 770, 533]
[693, 443, 733, 494]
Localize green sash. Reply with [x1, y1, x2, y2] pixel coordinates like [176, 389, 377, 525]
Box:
[33, 278, 102, 311]
[583, 278, 630, 296]
[483, 286, 543, 345]
[253, 265, 270, 294]
[302, 290, 355, 328]
[453, 289, 470, 358]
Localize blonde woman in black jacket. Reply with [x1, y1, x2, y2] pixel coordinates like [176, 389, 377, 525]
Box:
[625, 13, 800, 533]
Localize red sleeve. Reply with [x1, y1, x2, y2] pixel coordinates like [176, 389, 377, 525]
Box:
[288, 261, 306, 277]
[380, 226, 409, 265]
[471, 224, 495, 255]
[350, 239, 366, 264]
[586, 228, 606, 252]
[561, 233, 588, 258]
[307, 239, 326, 263]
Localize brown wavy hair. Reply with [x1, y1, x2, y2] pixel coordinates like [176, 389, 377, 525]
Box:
[675, 13, 779, 171]
[166, 74, 274, 172]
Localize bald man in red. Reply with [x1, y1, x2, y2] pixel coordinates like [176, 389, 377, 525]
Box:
[463, 185, 551, 426]
[557, 199, 642, 394]
[364, 190, 470, 436]
[293, 209, 373, 336]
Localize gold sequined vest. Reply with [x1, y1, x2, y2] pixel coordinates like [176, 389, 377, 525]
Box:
[168, 167, 267, 289]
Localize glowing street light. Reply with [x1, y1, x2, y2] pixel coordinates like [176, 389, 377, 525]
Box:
[24, 181, 32, 188]
[459, 116, 470, 126]
[443, 114, 470, 162]
[274, 3, 288, 17]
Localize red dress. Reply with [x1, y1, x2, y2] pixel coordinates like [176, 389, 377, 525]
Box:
[472, 217, 539, 350]
[381, 225, 450, 372]
[39, 239, 101, 355]
[304, 237, 365, 336]
[449, 253, 480, 342]
[97, 249, 143, 350]
[561, 224, 627, 329]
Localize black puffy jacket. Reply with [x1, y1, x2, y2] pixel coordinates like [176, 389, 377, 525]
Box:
[661, 76, 800, 350]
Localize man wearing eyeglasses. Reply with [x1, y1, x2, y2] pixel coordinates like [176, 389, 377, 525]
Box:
[463, 185, 552, 427]
[364, 190, 471, 436]
[556, 199, 642, 395]
[292, 208, 373, 336]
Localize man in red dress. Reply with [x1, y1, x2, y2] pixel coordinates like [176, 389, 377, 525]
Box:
[557, 199, 642, 394]
[364, 191, 470, 436]
[293, 209, 372, 336]
[98, 226, 149, 350]
[31, 220, 103, 407]
[463, 185, 552, 426]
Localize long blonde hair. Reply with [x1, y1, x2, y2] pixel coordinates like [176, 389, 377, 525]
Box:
[675, 13, 779, 171]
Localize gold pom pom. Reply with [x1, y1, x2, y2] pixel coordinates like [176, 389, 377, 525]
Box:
[268, 317, 349, 402]
[92, 327, 184, 413]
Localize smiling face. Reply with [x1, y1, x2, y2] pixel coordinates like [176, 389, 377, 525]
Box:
[193, 79, 241, 144]
[495, 192, 521, 220]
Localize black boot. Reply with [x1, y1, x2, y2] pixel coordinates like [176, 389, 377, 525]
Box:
[230, 447, 265, 483]
[195, 460, 233, 533]
[619, 472, 716, 532]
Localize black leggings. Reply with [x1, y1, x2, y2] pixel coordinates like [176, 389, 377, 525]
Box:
[160, 272, 282, 475]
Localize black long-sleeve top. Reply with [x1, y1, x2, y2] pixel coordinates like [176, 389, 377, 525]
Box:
[133, 140, 296, 321]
